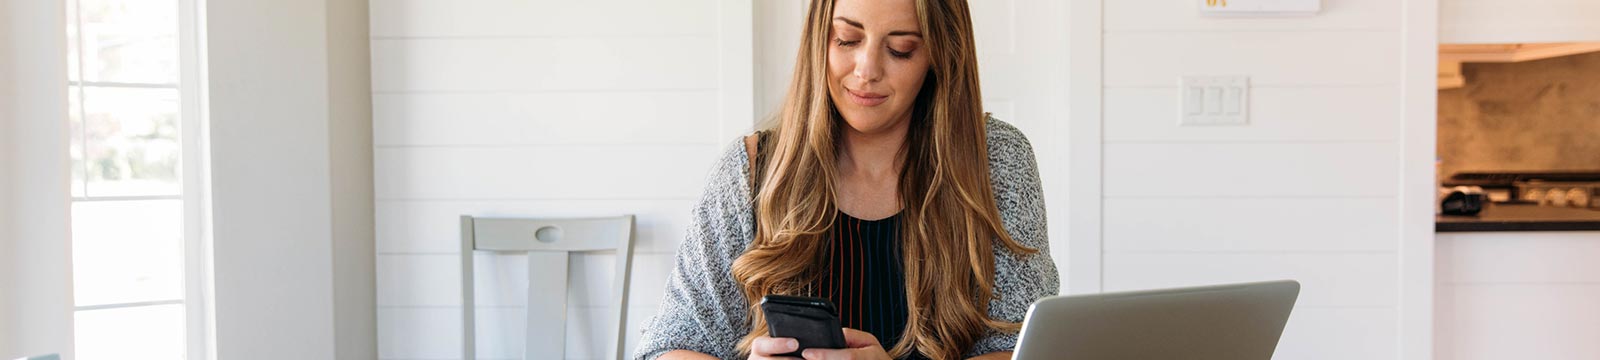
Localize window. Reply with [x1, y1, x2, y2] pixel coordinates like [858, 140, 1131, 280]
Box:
[66, 0, 206, 358]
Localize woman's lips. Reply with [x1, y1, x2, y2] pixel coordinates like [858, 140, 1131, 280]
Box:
[845, 88, 888, 107]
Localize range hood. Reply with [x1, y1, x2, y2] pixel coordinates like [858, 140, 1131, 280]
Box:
[1438, 42, 1600, 89]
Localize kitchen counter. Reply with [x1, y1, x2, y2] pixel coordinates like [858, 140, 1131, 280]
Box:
[1437, 203, 1600, 232]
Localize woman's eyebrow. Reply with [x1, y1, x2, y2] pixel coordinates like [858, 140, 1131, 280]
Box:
[832, 16, 923, 38]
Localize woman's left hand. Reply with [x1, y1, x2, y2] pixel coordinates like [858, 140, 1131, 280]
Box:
[801, 328, 892, 360]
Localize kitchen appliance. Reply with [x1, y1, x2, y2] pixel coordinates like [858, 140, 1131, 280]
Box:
[1443, 171, 1600, 209]
[1517, 180, 1599, 208]
[1440, 186, 1487, 215]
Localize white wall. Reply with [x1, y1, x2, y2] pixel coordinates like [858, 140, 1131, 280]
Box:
[1436, 232, 1600, 360]
[368, 0, 750, 358]
[203, 0, 375, 358]
[1441, 0, 1600, 43]
[1094, 0, 1411, 359]
[377, 0, 1436, 359]
[1, 0, 77, 357]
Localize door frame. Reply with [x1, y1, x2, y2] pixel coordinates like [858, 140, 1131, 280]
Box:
[1398, 0, 1440, 358]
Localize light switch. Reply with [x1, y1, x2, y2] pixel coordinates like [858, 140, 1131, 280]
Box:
[1185, 87, 1204, 115]
[1223, 87, 1242, 114]
[1180, 76, 1249, 126]
[1205, 87, 1222, 115]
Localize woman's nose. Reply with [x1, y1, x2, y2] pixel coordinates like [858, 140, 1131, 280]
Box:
[852, 45, 884, 83]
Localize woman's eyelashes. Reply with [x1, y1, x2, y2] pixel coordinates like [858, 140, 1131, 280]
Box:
[833, 38, 916, 59]
[887, 47, 913, 59]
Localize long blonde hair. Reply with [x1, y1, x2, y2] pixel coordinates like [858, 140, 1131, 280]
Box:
[731, 0, 1035, 358]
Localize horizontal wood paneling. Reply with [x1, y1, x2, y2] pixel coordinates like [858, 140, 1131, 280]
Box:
[1104, 86, 1399, 142]
[1436, 232, 1600, 360]
[1107, 0, 1399, 32]
[1103, 142, 1399, 197]
[371, 37, 718, 92]
[1100, 0, 1405, 358]
[378, 306, 653, 359]
[1442, 284, 1600, 360]
[1441, 0, 1600, 43]
[1274, 307, 1398, 360]
[372, 2, 741, 357]
[373, 145, 721, 200]
[373, 91, 721, 146]
[370, 0, 717, 38]
[376, 253, 672, 309]
[1104, 31, 1400, 87]
[1438, 232, 1600, 284]
[1105, 197, 1398, 252]
[376, 199, 696, 254]
[1104, 252, 1397, 307]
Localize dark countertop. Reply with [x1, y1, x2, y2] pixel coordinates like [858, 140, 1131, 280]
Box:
[1437, 203, 1600, 232]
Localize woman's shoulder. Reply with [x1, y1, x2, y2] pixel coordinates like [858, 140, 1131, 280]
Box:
[979, 116, 1056, 254]
[705, 136, 755, 197]
[983, 116, 1040, 179]
[985, 116, 1036, 160]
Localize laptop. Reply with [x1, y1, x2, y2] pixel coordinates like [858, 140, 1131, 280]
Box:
[1012, 280, 1300, 360]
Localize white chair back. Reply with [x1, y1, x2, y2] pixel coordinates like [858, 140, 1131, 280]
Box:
[460, 215, 635, 360]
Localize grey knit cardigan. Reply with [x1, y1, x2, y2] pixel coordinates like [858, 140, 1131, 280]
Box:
[635, 118, 1060, 360]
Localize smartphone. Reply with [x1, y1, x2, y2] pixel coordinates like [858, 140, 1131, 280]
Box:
[760, 295, 847, 357]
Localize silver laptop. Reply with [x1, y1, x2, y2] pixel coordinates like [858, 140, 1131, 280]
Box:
[1013, 280, 1300, 360]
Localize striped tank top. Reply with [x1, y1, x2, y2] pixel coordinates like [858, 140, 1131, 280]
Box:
[751, 130, 923, 358]
[812, 210, 923, 359]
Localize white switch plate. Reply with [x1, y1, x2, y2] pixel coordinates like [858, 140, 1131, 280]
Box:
[1180, 76, 1249, 126]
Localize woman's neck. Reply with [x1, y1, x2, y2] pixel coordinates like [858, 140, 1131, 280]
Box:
[837, 116, 911, 183]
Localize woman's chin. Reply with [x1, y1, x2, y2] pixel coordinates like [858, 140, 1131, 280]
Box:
[838, 113, 908, 134]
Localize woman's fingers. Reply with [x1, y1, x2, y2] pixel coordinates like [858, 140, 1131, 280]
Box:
[799, 348, 850, 360]
[750, 336, 800, 358]
[754, 329, 881, 360]
[839, 328, 881, 349]
[801, 347, 888, 360]
[795, 328, 890, 359]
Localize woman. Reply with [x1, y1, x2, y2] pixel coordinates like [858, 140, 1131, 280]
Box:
[635, 0, 1057, 359]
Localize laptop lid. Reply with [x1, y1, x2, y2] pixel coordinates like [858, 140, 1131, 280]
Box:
[1013, 280, 1300, 360]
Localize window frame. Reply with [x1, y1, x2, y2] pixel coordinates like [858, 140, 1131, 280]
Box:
[65, 0, 212, 357]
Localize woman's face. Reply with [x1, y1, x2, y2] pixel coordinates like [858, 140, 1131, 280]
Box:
[827, 0, 930, 135]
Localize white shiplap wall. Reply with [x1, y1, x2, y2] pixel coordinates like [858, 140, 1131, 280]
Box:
[1436, 231, 1600, 360]
[1440, 0, 1600, 44]
[370, 0, 747, 358]
[1100, 0, 1404, 359]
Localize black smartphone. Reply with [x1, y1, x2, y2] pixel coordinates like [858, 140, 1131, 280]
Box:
[760, 295, 847, 357]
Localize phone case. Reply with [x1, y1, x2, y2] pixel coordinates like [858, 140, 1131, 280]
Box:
[760, 295, 847, 357]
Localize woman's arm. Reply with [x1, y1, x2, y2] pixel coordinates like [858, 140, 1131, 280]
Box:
[966, 118, 1062, 357]
[633, 139, 760, 359]
[657, 350, 721, 360]
[969, 351, 1013, 360]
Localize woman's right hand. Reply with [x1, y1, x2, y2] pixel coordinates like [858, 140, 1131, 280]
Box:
[748, 336, 801, 359]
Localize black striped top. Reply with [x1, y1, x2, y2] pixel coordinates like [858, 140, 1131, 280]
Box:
[813, 210, 924, 359]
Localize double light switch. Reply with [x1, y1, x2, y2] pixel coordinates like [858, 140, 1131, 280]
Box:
[1181, 76, 1249, 126]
